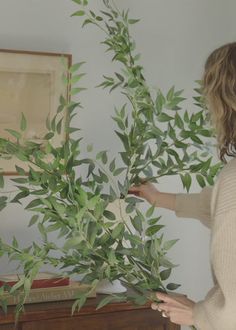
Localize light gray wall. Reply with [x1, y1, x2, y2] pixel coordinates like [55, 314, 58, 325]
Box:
[0, 1, 235, 329]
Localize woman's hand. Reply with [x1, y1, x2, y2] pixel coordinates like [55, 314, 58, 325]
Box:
[128, 181, 160, 206]
[151, 292, 196, 326]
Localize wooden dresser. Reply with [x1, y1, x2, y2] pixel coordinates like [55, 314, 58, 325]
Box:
[0, 294, 180, 330]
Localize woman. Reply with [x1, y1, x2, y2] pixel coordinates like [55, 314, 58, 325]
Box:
[129, 42, 236, 329]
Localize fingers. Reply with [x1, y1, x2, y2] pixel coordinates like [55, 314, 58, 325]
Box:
[151, 302, 174, 320]
[151, 303, 160, 311]
[152, 292, 195, 325]
[128, 186, 141, 196]
[156, 292, 191, 309]
[128, 186, 140, 192]
[156, 292, 183, 307]
[128, 184, 145, 196]
[139, 178, 148, 184]
[151, 302, 169, 312]
[156, 292, 173, 303]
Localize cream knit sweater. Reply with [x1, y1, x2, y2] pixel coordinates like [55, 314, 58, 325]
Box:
[175, 158, 236, 330]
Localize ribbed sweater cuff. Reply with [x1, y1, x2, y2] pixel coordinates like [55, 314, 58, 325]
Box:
[193, 301, 211, 330]
[175, 193, 199, 219]
[175, 192, 211, 228]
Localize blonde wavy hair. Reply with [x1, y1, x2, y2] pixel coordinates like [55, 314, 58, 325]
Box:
[203, 42, 236, 163]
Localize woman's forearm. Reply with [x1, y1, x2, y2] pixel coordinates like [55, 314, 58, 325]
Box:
[154, 192, 176, 211]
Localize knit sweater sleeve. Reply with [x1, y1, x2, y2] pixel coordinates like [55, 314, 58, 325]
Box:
[175, 186, 212, 228]
[193, 210, 236, 330]
[193, 160, 236, 330]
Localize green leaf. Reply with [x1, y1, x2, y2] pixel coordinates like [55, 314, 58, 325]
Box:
[104, 210, 116, 221]
[185, 173, 192, 192]
[128, 19, 140, 24]
[60, 94, 66, 106]
[155, 91, 165, 113]
[28, 215, 39, 227]
[38, 223, 47, 241]
[148, 216, 161, 225]
[174, 113, 184, 129]
[77, 187, 88, 206]
[10, 278, 24, 294]
[44, 132, 54, 140]
[160, 268, 171, 281]
[96, 16, 103, 21]
[5, 129, 21, 140]
[82, 18, 93, 27]
[101, 151, 108, 164]
[202, 157, 212, 171]
[113, 167, 126, 176]
[210, 162, 222, 177]
[190, 135, 203, 144]
[0, 175, 4, 188]
[126, 203, 135, 213]
[0, 196, 7, 211]
[115, 73, 124, 82]
[180, 173, 192, 192]
[146, 205, 155, 218]
[125, 197, 143, 204]
[20, 113, 27, 131]
[87, 196, 100, 210]
[163, 239, 179, 250]
[15, 165, 26, 176]
[174, 140, 188, 149]
[0, 196, 8, 203]
[71, 10, 85, 17]
[25, 199, 42, 210]
[96, 150, 107, 161]
[70, 87, 87, 95]
[11, 177, 28, 184]
[131, 216, 142, 235]
[11, 190, 29, 203]
[56, 118, 63, 135]
[111, 223, 124, 239]
[115, 131, 129, 151]
[166, 283, 181, 291]
[72, 294, 87, 314]
[160, 257, 177, 268]
[133, 295, 148, 305]
[196, 174, 206, 188]
[157, 114, 173, 122]
[109, 158, 116, 172]
[63, 236, 83, 250]
[98, 169, 109, 183]
[0, 299, 7, 314]
[96, 295, 124, 310]
[184, 111, 189, 123]
[69, 62, 86, 73]
[24, 277, 31, 293]
[40, 198, 52, 209]
[71, 73, 86, 85]
[167, 86, 175, 101]
[89, 10, 96, 18]
[108, 250, 116, 266]
[199, 129, 212, 137]
[12, 237, 18, 248]
[145, 225, 164, 237]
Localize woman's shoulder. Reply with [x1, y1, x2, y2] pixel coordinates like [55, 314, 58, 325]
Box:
[213, 157, 236, 216]
[218, 157, 236, 180]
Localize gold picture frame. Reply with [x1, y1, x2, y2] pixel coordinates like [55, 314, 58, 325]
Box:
[0, 49, 72, 175]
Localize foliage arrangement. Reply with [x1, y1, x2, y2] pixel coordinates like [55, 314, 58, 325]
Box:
[0, 0, 221, 328]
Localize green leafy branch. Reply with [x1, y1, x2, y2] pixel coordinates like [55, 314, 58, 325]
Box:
[0, 1, 222, 327]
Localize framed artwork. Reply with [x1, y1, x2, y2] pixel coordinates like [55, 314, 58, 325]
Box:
[0, 49, 72, 175]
